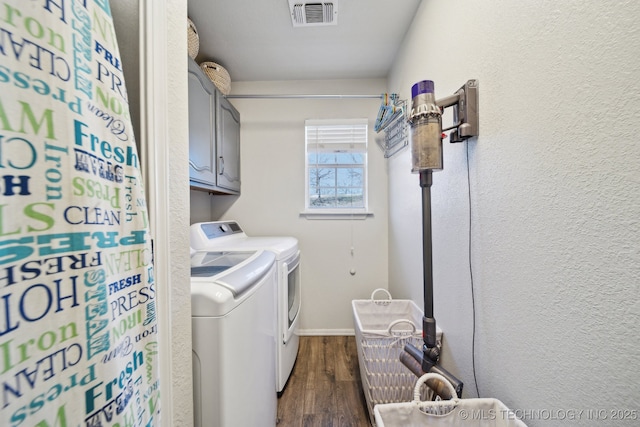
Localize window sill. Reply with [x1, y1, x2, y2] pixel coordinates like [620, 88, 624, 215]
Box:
[299, 210, 374, 220]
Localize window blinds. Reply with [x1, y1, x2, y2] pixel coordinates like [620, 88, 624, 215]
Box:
[305, 119, 368, 153]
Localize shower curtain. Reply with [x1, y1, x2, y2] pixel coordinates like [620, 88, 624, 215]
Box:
[0, 1, 161, 426]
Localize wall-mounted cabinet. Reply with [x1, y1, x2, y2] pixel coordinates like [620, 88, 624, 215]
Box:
[188, 57, 241, 194]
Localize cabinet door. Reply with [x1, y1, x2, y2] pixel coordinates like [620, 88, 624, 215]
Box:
[188, 59, 217, 187]
[216, 95, 241, 192]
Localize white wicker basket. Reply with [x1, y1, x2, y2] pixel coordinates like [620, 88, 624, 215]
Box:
[352, 289, 442, 426]
[187, 18, 199, 59]
[199, 61, 231, 95]
[374, 373, 528, 426]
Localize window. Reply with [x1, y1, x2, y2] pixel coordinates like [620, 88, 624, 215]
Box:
[304, 119, 369, 217]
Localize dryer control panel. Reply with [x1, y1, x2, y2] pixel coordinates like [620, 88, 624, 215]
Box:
[200, 221, 243, 239]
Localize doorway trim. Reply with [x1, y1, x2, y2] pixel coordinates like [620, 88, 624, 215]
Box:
[139, 1, 174, 425]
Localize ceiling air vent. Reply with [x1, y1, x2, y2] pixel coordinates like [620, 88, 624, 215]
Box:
[288, 1, 338, 27]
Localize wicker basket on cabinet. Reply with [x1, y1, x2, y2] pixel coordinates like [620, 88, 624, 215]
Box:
[188, 18, 199, 59]
[199, 61, 231, 95]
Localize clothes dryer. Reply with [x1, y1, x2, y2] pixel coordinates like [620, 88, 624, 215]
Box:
[191, 249, 277, 426]
[191, 221, 301, 392]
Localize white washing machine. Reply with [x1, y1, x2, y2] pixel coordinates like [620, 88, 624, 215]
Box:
[191, 221, 301, 392]
[191, 249, 277, 427]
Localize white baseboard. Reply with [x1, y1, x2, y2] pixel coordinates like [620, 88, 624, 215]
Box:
[298, 329, 355, 336]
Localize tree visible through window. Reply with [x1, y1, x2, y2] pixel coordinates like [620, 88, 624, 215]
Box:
[305, 119, 368, 211]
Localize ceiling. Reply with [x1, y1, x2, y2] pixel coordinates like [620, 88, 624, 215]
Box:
[187, 0, 422, 83]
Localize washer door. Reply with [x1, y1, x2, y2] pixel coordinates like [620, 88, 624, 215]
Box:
[191, 251, 254, 277]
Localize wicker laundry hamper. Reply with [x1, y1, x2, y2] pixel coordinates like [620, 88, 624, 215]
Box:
[187, 18, 199, 59]
[353, 289, 442, 426]
[374, 373, 528, 427]
[200, 62, 231, 95]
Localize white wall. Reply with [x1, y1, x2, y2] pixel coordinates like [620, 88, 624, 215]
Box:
[388, 0, 640, 422]
[113, 1, 192, 426]
[162, 1, 192, 424]
[195, 79, 390, 333]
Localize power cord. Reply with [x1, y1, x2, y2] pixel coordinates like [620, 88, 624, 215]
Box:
[466, 140, 480, 398]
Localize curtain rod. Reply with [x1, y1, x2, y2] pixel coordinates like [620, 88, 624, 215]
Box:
[225, 94, 383, 99]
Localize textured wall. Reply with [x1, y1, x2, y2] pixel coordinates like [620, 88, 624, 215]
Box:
[388, 0, 640, 424]
[113, 1, 192, 425]
[164, 0, 193, 425]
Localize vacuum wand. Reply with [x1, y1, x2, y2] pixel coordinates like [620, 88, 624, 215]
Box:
[402, 169, 463, 398]
[420, 170, 437, 353]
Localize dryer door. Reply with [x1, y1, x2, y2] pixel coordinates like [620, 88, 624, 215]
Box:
[282, 250, 301, 344]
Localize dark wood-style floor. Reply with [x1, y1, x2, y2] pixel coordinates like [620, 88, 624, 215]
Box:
[277, 336, 372, 427]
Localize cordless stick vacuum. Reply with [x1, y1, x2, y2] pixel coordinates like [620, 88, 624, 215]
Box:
[399, 79, 479, 399]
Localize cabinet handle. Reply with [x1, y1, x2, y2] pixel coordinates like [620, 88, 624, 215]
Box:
[218, 156, 224, 175]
